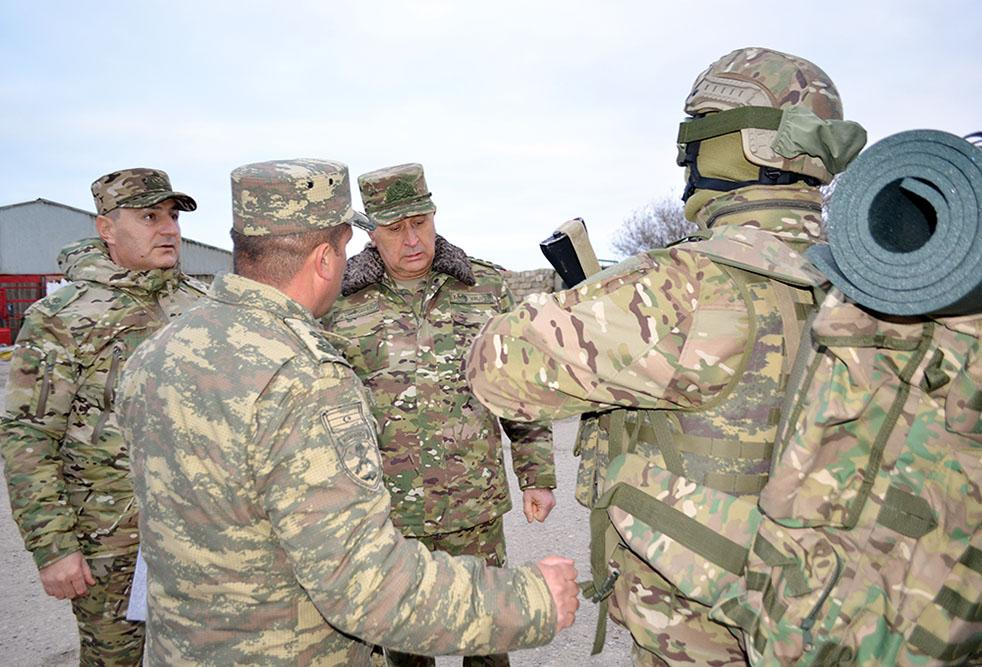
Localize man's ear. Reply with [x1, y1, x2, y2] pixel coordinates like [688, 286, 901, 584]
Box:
[95, 214, 115, 245]
[313, 242, 336, 281]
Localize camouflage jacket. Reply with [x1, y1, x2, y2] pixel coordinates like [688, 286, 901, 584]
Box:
[323, 236, 554, 536]
[466, 185, 825, 425]
[1, 238, 204, 568]
[116, 273, 556, 666]
[601, 293, 982, 665]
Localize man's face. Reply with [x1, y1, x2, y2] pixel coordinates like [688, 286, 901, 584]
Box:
[369, 212, 436, 281]
[97, 199, 182, 271]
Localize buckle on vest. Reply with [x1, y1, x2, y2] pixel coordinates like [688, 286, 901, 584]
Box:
[585, 570, 620, 604]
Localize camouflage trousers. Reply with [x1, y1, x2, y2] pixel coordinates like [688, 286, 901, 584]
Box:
[608, 548, 747, 666]
[385, 516, 509, 667]
[71, 551, 144, 667]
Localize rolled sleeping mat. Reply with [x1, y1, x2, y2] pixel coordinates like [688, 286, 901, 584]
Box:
[807, 130, 982, 316]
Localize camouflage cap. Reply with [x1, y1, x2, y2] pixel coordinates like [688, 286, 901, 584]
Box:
[231, 159, 375, 237]
[358, 163, 437, 226]
[91, 168, 197, 216]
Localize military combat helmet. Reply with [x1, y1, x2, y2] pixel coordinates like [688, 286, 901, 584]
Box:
[677, 47, 866, 199]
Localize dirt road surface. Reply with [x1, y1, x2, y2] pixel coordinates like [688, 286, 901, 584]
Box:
[0, 359, 632, 665]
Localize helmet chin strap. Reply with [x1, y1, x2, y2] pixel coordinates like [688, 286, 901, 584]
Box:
[680, 139, 819, 202]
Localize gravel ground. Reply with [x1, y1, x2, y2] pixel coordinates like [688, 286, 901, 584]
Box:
[0, 359, 632, 665]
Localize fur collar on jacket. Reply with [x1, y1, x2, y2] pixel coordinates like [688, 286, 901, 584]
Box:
[341, 235, 475, 296]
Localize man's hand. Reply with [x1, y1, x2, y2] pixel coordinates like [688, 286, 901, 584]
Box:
[39, 552, 95, 600]
[536, 555, 579, 632]
[523, 488, 556, 523]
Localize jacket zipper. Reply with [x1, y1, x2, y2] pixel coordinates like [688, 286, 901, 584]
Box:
[34, 350, 57, 419]
[90, 345, 124, 443]
[705, 199, 823, 228]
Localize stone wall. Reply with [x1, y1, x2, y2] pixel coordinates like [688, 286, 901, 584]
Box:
[503, 268, 563, 303]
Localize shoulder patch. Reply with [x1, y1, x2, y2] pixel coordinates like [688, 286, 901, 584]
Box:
[469, 256, 506, 272]
[31, 283, 88, 317]
[284, 317, 347, 364]
[451, 291, 497, 305]
[322, 403, 383, 490]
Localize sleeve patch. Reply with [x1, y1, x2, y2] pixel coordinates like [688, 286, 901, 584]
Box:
[321, 403, 383, 490]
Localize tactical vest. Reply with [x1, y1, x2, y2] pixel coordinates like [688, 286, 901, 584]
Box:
[589, 291, 982, 665]
[577, 226, 824, 654]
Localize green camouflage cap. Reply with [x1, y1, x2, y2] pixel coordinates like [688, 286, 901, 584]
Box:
[90, 168, 197, 216]
[231, 159, 375, 237]
[358, 163, 437, 226]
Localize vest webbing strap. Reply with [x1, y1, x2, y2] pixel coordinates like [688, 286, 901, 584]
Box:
[753, 535, 810, 597]
[647, 412, 686, 476]
[703, 471, 770, 495]
[876, 485, 938, 538]
[811, 641, 855, 666]
[773, 311, 821, 473]
[761, 575, 788, 624]
[909, 624, 982, 662]
[960, 545, 982, 573]
[810, 331, 924, 351]
[605, 410, 629, 460]
[773, 281, 805, 368]
[719, 597, 758, 630]
[591, 481, 750, 580]
[643, 429, 774, 460]
[845, 322, 935, 529]
[746, 569, 769, 592]
[936, 585, 982, 622]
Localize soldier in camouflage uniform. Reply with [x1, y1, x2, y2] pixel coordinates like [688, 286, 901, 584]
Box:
[466, 48, 866, 665]
[323, 163, 556, 667]
[114, 158, 579, 666]
[1, 168, 204, 666]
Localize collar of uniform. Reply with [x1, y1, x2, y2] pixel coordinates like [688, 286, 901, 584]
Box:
[341, 234, 476, 297]
[58, 237, 184, 294]
[208, 273, 317, 323]
[692, 184, 825, 246]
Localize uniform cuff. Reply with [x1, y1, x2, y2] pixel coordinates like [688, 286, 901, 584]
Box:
[32, 535, 82, 570]
[519, 473, 557, 490]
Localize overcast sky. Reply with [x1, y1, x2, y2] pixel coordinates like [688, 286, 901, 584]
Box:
[2, 1, 979, 269]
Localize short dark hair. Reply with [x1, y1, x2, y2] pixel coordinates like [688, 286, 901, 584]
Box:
[231, 225, 349, 287]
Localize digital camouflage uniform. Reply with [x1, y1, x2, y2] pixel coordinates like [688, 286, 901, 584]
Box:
[2, 216, 204, 663]
[115, 159, 557, 666]
[326, 163, 555, 667]
[467, 49, 866, 666]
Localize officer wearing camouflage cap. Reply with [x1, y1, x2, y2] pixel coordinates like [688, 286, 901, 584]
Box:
[324, 163, 557, 667]
[1, 167, 205, 665]
[115, 159, 579, 665]
[467, 48, 866, 666]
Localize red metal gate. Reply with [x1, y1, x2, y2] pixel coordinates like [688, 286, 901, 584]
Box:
[0, 275, 57, 343]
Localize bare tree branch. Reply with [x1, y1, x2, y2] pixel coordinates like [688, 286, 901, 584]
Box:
[612, 196, 696, 257]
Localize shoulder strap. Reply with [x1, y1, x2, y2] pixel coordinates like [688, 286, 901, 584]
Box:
[681, 225, 826, 288]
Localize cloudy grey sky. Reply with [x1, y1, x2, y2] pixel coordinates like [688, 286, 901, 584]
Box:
[2, 1, 979, 269]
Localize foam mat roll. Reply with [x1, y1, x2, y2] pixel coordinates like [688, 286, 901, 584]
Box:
[807, 130, 982, 316]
